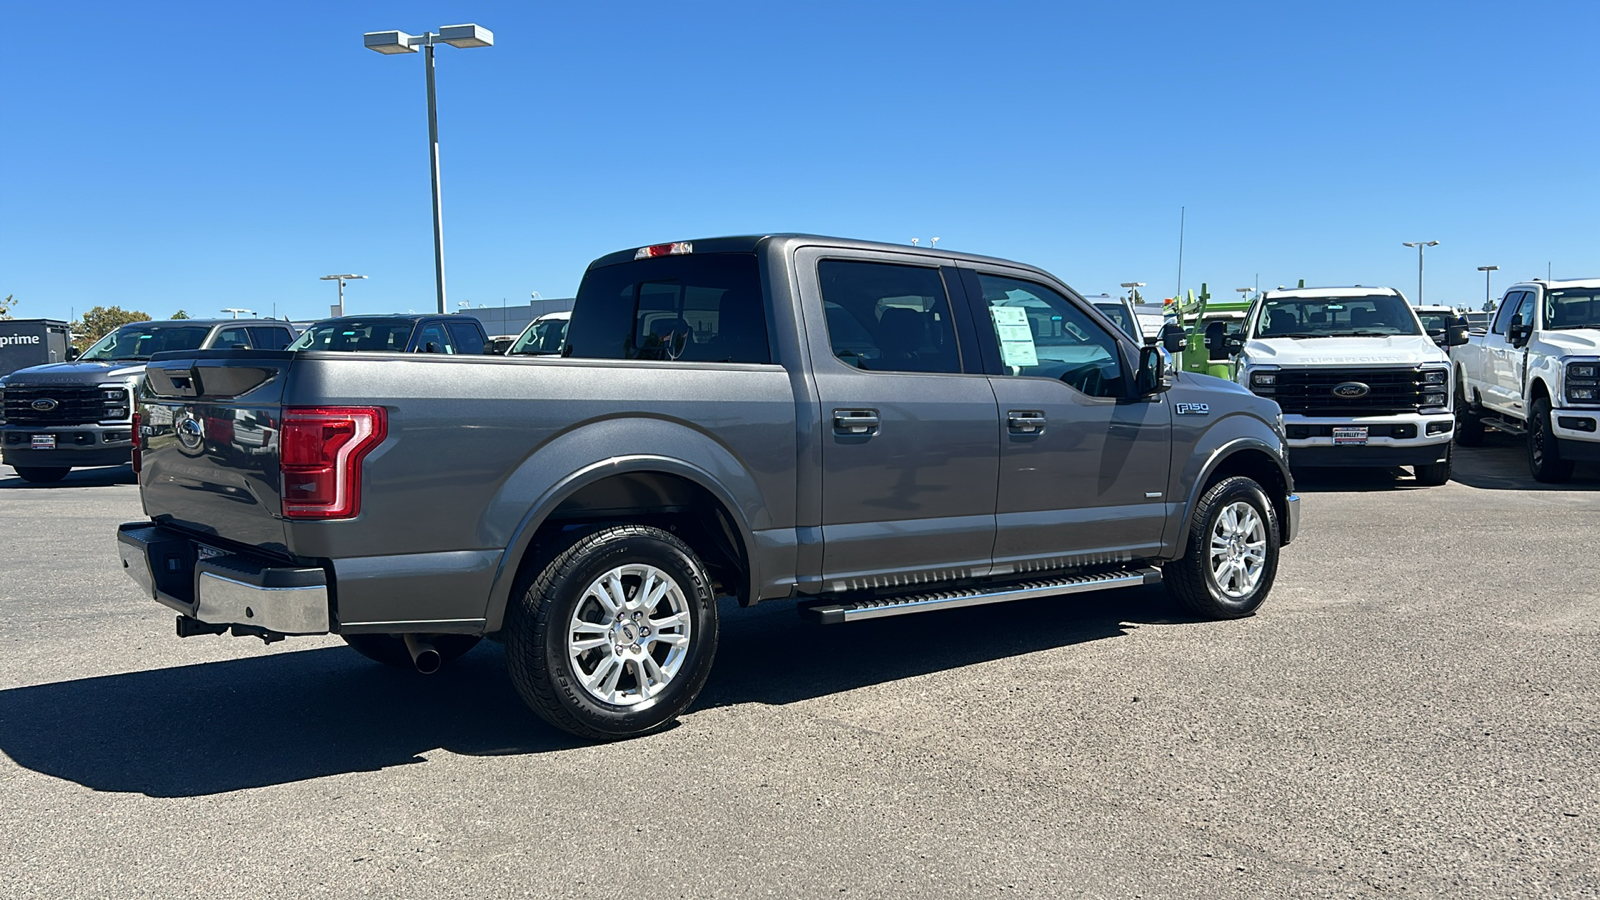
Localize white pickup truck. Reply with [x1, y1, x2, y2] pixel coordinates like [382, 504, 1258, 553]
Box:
[1233, 286, 1468, 485]
[1452, 278, 1600, 482]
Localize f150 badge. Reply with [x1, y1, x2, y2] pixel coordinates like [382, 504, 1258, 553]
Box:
[1175, 403, 1210, 415]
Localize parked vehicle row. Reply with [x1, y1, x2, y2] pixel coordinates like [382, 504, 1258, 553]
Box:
[114, 234, 1299, 740]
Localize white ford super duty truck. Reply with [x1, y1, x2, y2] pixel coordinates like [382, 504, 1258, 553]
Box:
[1232, 286, 1468, 485]
[1453, 278, 1600, 482]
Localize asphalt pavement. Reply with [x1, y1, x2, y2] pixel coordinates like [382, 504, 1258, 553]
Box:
[1, 433, 1596, 898]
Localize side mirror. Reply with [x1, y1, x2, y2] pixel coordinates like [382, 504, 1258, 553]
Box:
[1445, 316, 1470, 347]
[67, 347, 81, 361]
[1508, 317, 1530, 347]
[1225, 335, 1246, 356]
[1137, 345, 1174, 396]
[1159, 323, 1188, 354]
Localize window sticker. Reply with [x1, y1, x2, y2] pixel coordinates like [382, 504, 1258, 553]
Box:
[990, 305, 1038, 367]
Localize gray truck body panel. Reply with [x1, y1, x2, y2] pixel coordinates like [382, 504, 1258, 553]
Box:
[125, 235, 1295, 637]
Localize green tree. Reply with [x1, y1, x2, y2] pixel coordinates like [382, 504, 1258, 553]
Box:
[170, 309, 191, 319]
[0, 294, 15, 319]
[72, 305, 151, 350]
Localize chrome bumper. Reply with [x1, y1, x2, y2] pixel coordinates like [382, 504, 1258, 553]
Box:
[117, 522, 330, 636]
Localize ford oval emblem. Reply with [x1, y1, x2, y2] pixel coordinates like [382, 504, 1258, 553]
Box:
[31, 398, 59, 412]
[1332, 382, 1371, 399]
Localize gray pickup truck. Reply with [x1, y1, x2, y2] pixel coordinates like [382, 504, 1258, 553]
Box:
[117, 235, 1299, 740]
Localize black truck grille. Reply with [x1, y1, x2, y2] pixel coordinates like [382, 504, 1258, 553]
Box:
[3, 385, 124, 425]
[1262, 367, 1431, 416]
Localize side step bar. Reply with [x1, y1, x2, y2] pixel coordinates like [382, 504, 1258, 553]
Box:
[799, 566, 1162, 625]
[1480, 415, 1527, 436]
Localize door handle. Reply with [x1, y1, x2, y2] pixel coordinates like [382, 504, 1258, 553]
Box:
[1007, 411, 1046, 433]
[833, 409, 880, 435]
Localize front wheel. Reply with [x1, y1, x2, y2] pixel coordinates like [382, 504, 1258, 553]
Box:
[13, 467, 70, 483]
[1413, 449, 1452, 486]
[1164, 476, 1280, 619]
[1528, 396, 1575, 483]
[505, 524, 720, 741]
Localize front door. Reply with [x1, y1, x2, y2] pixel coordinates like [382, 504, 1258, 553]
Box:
[960, 267, 1172, 570]
[797, 249, 1000, 592]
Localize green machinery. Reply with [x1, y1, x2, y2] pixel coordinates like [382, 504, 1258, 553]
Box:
[1165, 282, 1251, 380]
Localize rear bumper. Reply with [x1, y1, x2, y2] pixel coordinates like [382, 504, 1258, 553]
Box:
[117, 522, 330, 636]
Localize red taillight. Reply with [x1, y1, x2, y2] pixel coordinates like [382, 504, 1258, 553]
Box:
[634, 241, 693, 259]
[280, 406, 386, 520]
[131, 411, 142, 476]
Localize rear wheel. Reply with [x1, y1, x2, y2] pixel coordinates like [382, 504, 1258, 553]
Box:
[1455, 379, 1485, 447]
[1528, 396, 1575, 483]
[13, 466, 71, 483]
[341, 633, 481, 670]
[505, 524, 720, 741]
[1164, 476, 1280, 619]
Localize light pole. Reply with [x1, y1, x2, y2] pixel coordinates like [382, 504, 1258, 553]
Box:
[1235, 287, 1253, 300]
[1120, 281, 1145, 303]
[320, 274, 367, 317]
[1401, 240, 1440, 305]
[221, 308, 252, 319]
[1477, 265, 1499, 311]
[364, 24, 494, 314]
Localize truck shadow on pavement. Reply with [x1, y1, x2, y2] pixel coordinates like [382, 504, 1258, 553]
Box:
[0, 464, 137, 488]
[0, 586, 1194, 796]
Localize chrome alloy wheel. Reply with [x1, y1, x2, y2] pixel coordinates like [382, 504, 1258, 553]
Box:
[1209, 501, 1267, 599]
[567, 564, 692, 707]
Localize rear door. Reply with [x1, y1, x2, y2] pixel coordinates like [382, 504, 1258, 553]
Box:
[139, 352, 294, 552]
[959, 266, 1172, 569]
[795, 247, 999, 591]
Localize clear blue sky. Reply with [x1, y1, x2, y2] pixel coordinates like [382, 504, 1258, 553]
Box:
[4, 1, 1596, 323]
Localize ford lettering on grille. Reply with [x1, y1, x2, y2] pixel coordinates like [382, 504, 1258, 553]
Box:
[1332, 382, 1371, 399]
[30, 398, 59, 412]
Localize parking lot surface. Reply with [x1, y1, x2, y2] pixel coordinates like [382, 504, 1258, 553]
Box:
[1, 432, 1596, 899]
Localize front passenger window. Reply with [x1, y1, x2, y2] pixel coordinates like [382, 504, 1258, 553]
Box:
[976, 273, 1125, 398]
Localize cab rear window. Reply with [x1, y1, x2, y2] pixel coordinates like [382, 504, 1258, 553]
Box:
[565, 254, 770, 364]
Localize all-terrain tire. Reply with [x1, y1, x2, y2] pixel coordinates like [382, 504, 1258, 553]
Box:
[1455, 379, 1486, 447]
[1527, 395, 1575, 483]
[1163, 476, 1280, 619]
[14, 467, 70, 483]
[504, 524, 720, 741]
[342, 634, 482, 669]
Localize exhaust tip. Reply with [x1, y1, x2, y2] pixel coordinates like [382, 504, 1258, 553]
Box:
[402, 634, 441, 675]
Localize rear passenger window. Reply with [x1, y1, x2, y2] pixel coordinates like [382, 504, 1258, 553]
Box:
[213, 327, 252, 350]
[248, 327, 292, 350]
[816, 260, 960, 374]
[446, 321, 486, 355]
[565, 253, 770, 363]
[417, 323, 454, 354]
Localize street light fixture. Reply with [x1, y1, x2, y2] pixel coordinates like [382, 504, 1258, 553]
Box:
[320, 274, 367, 317]
[363, 23, 494, 314]
[1120, 281, 1145, 303]
[1401, 240, 1440, 305]
[221, 308, 253, 319]
[1477, 265, 1499, 311]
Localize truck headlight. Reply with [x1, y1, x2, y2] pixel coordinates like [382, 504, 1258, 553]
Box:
[1247, 367, 1279, 395]
[1566, 360, 1600, 405]
[1422, 368, 1448, 385]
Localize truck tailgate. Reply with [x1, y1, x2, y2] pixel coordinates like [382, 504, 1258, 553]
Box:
[138, 352, 293, 555]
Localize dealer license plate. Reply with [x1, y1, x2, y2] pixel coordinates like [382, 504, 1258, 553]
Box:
[31, 434, 56, 450]
[1332, 426, 1369, 446]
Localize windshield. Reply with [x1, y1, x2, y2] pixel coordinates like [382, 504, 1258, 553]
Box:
[79, 324, 211, 361]
[1544, 288, 1600, 330]
[288, 320, 416, 352]
[508, 316, 569, 355]
[1092, 302, 1140, 341]
[1251, 294, 1422, 339]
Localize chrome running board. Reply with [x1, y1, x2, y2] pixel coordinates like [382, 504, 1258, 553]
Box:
[799, 566, 1162, 625]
